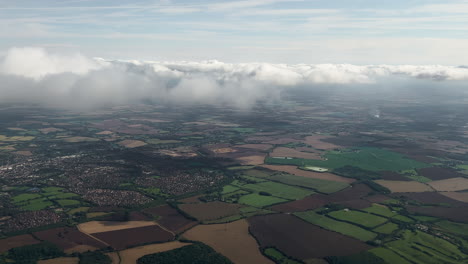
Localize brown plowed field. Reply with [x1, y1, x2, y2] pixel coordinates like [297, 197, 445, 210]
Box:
[260, 165, 354, 183]
[118, 241, 191, 264]
[417, 167, 467, 180]
[236, 144, 273, 151]
[178, 201, 243, 221]
[248, 214, 372, 260]
[34, 227, 107, 251]
[143, 205, 198, 233]
[407, 206, 468, 223]
[0, 234, 39, 253]
[428, 177, 468, 192]
[271, 184, 372, 212]
[441, 192, 468, 203]
[37, 257, 79, 264]
[236, 155, 266, 165]
[183, 219, 273, 264]
[270, 147, 323, 160]
[380, 171, 411, 181]
[92, 225, 174, 250]
[374, 180, 434, 193]
[391, 192, 466, 207]
[303, 135, 341, 150]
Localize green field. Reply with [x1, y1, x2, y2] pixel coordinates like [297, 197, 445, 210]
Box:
[370, 248, 412, 264]
[436, 220, 468, 236]
[266, 147, 429, 172]
[295, 211, 377, 241]
[221, 185, 240, 194]
[385, 230, 466, 264]
[68, 207, 90, 215]
[363, 204, 397, 217]
[56, 199, 80, 206]
[238, 193, 287, 207]
[391, 215, 414, 223]
[328, 210, 388, 228]
[12, 193, 42, 203]
[242, 181, 314, 200]
[373, 222, 399, 234]
[244, 169, 272, 178]
[19, 198, 53, 211]
[264, 248, 302, 264]
[268, 173, 348, 194]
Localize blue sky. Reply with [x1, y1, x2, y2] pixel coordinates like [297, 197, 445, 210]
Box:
[1, 0, 468, 64]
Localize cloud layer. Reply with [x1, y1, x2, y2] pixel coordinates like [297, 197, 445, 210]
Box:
[1, 47, 468, 109]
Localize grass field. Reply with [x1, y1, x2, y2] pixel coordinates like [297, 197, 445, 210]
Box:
[295, 211, 377, 241]
[264, 248, 301, 264]
[373, 223, 398, 234]
[391, 215, 414, 223]
[370, 247, 412, 264]
[222, 185, 240, 194]
[56, 199, 80, 207]
[436, 220, 468, 236]
[12, 193, 42, 203]
[242, 181, 314, 200]
[385, 230, 466, 264]
[238, 193, 287, 207]
[266, 147, 429, 171]
[328, 210, 388, 228]
[363, 204, 397, 217]
[19, 198, 53, 211]
[268, 173, 348, 194]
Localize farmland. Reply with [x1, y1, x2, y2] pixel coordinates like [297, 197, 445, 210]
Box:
[295, 211, 377, 241]
[328, 210, 388, 228]
[182, 219, 273, 264]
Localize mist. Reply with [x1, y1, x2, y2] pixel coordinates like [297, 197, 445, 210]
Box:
[1, 47, 468, 109]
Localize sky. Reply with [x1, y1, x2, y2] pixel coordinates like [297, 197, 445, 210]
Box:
[1, 0, 468, 64]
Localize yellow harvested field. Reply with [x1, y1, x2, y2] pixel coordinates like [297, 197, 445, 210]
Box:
[63, 137, 99, 143]
[374, 180, 434, 193]
[118, 241, 191, 264]
[183, 219, 273, 264]
[39, 127, 63, 134]
[78, 221, 157, 234]
[64, 245, 98, 254]
[303, 135, 340, 150]
[212, 147, 237, 153]
[270, 147, 323, 160]
[428, 177, 468, 192]
[236, 155, 266, 165]
[118, 140, 147, 148]
[261, 164, 354, 183]
[37, 257, 79, 264]
[96, 130, 114, 135]
[0, 135, 35, 142]
[440, 192, 468, 203]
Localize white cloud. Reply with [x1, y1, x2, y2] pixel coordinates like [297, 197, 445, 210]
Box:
[0, 47, 467, 109]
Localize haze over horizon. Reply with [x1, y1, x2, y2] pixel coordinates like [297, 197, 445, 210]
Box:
[1, 0, 468, 65]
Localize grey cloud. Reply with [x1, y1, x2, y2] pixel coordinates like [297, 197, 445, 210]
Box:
[1, 47, 468, 109]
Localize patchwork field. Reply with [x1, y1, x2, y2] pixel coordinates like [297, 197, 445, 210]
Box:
[266, 173, 349, 194]
[236, 144, 273, 151]
[238, 193, 288, 207]
[260, 164, 354, 183]
[178, 201, 244, 221]
[117, 241, 191, 264]
[270, 147, 323, 160]
[241, 181, 314, 200]
[78, 221, 158, 234]
[118, 139, 147, 148]
[248, 214, 372, 260]
[304, 135, 341, 150]
[143, 205, 197, 233]
[440, 192, 468, 203]
[33, 227, 107, 251]
[428, 177, 468, 192]
[0, 234, 39, 253]
[295, 211, 377, 241]
[92, 225, 174, 250]
[182, 219, 273, 264]
[374, 180, 434, 193]
[328, 210, 388, 228]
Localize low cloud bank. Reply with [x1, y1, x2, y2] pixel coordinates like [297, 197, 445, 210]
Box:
[1, 47, 467, 109]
